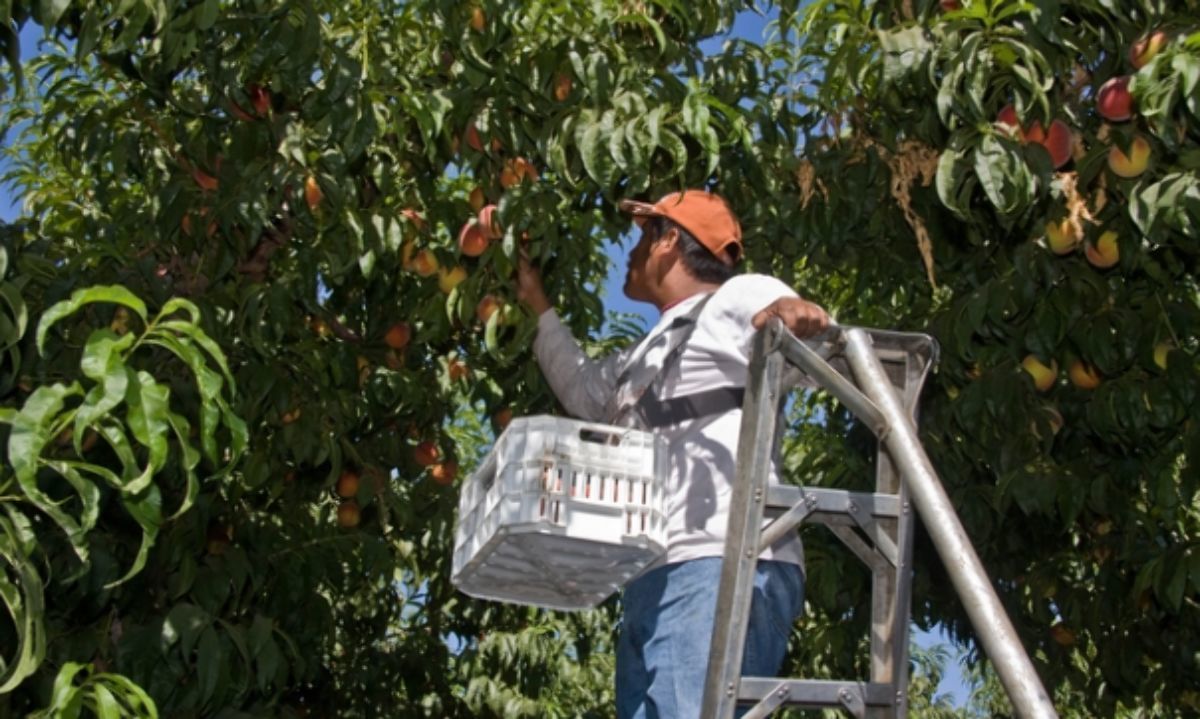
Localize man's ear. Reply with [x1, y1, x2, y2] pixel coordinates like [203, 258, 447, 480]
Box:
[651, 227, 679, 255]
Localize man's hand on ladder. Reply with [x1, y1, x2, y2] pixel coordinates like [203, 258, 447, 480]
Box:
[751, 297, 831, 339]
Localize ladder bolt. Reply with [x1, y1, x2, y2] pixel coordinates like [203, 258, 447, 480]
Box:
[726, 682, 735, 697]
[847, 501, 858, 514]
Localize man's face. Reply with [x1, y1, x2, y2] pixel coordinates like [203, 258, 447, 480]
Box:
[622, 222, 657, 302]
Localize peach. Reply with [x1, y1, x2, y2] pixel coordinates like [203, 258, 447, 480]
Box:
[438, 266, 467, 294]
[500, 157, 538, 188]
[1022, 355, 1058, 392]
[464, 123, 484, 153]
[414, 441, 440, 467]
[1153, 342, 1171, 370]
[1045, 219, 1080, 255]
[1068, 360, 1102, 389]
[1084, 230, 1119, 269]
[458, 221, 489, 257]
[304, 175, 323, 211]
[939, 0, 961, 9]
[996, 104, 1021, 135]
[309, 316, 331, 339]
[384, 322, 411, 350]
[468, 186, 486, 211]
[336, 500, 361, 528]
[1152, 343, 1171, 372]
[995, 106, 1071, 167]
[554, 73, 573, 101]
[1107, 135, 1150, 178]
[336, 469, 359, 498]
[356, 355, 371, 385]
[1096, 76, 1134, 122]
[430, 460, 458, 486]
[249, 84, 271, 116]
[494, 407, 513, 430]
[477, 204, 502, 240]
[1050, 623, 1076, 647]
[401, 208, 426, 231]
[1130, 30, 1168, 70]
[469, 6, 485, 31]
[411, 249, 439, 277]
[448, 359, 469, 382]
[476, 294, 502, 324]
[1040, 119, 1073, 169]
[192, 167, 219, 192]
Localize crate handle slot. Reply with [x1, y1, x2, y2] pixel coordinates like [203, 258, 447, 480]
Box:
[578, 427, 624, 446]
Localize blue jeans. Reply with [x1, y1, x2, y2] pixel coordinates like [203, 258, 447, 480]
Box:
[616, 558, 805, 719]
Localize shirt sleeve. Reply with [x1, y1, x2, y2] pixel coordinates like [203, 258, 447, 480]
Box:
[711, 274, 801, 359]
[532, 309, 625, 422]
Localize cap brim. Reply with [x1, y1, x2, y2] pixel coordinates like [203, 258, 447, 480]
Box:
[618, 199, 659, 217]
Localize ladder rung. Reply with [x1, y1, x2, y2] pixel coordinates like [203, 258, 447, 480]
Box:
[739, 677, 896, 709]
[766, 485, 901, 518]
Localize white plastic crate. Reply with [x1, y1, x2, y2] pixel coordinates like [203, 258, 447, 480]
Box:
[451, 414, 669, 611]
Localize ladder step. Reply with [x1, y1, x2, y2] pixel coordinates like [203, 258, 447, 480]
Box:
[739, 677, 896, 710]
[766, 485, 902, 518]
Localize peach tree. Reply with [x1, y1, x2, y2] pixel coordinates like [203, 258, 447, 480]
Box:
[0, 0, 1197, 717]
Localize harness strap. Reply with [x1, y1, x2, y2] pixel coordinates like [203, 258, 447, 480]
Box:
[633, 385, 746, 429]
[608, 293, 748, 429]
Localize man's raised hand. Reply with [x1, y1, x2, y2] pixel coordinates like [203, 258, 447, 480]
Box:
[516, 252, 552, 316]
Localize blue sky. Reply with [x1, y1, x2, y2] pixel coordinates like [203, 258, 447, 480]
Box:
[1, 10, 975, 709]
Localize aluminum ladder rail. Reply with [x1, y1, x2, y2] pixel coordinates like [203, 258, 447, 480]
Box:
[700, 319, 1058, 719]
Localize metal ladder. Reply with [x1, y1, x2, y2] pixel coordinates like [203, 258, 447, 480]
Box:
[701, 320, 1059, 719]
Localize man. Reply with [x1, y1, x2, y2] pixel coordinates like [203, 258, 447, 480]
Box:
[515, 190, 830, 718]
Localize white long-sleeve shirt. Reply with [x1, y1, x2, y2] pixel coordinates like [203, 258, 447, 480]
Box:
[533, 273, 805, 567]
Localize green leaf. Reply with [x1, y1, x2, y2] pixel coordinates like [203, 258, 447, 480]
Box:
[106, 485, 161, 588]
[96, 672, 158, 717]
[578, 115, 613, 187]
[75, 330, 133, 432]
[36, 285, 148, 355]
[44, 661, 88, 714]
[42, 461, 101, 535]
[163, 602, 211, 656]
[658, 128, 688, 178]
[936, 142, 975, 218]
[0, 282, 28, 351]
[0, 514, 47, 693]
[7, 383, 92, 563]
[92, 684, 121, 719]
[194, 0, 218, 30]
[165, 411, 201, 520]
[197, 627, 221, 705]
[615, 13, 666, 55]
[153, 321, 237, 396]
[125, 370, 171, 475]
[34, 0, 72, 27]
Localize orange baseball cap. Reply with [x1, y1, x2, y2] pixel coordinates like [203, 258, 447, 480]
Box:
[619, 190, 743, 265]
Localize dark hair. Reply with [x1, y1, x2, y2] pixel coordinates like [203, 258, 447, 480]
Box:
[644, 217, 738, 284]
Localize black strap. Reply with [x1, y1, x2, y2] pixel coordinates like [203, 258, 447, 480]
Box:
[633, 385, 746, 429]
